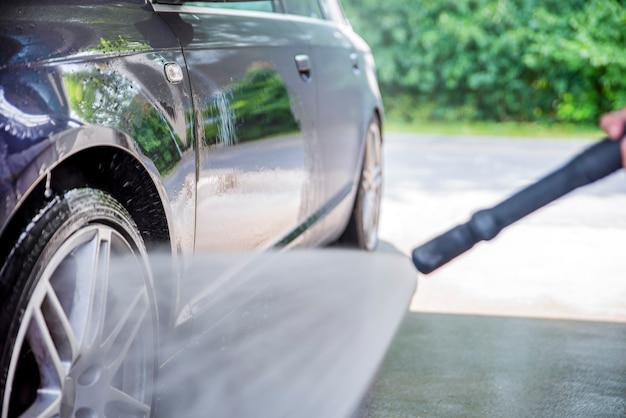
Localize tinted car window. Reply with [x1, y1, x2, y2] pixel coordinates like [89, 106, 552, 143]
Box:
[283, 0, 324, 19]
[185, 1, 275, 12]
[318, 0, 350, 25]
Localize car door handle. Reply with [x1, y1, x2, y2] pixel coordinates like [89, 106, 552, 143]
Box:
[295, 54, 311, 81]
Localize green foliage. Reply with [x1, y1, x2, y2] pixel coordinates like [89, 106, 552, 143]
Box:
[66, 71, 182, 175]
[92, 36, 150, 54]
[343, 0, 626, 124]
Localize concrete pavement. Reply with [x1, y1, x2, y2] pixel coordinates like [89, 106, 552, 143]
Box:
[357, 312, 626, 417]
[359, 134, 626, 417]
[379, 133, 626, 322]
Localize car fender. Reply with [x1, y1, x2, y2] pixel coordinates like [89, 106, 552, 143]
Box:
[1, 125, 180, 255]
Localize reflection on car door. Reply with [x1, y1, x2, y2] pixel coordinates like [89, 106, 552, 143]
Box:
[157, 2, 320, 251]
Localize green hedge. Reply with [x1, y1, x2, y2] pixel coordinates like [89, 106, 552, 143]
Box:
[343, 0, 626, 124]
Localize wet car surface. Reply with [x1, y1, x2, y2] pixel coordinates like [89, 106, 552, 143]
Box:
[0, 1, 383, 416]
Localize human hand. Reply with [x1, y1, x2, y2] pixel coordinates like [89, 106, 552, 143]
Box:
[599, 108, 626, 167]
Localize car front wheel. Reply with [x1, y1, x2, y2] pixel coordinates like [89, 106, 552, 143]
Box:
[0, 188, 156, 418]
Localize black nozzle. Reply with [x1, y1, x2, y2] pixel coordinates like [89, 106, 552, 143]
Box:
[412, 137, 623, 274]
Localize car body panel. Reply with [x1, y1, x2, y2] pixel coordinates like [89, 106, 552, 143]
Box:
[0, 3, 195, 257]
[289, 15, 383, 244]
[160, 5, 321, 252]
[0, 0, 383, 373]
[0, 3, 199, 349]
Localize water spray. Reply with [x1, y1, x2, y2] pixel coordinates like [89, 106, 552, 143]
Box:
[412, 137, 624, 274]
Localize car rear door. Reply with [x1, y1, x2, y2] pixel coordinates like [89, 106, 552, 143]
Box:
[283, 0, 372, 241]
[154, 0, 322, 251]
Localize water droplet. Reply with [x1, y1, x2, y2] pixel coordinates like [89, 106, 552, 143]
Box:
[44, 172, 52, 198]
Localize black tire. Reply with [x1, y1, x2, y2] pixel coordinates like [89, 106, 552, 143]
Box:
[0, 188, 156, 418]
[339, 116, 383, 250]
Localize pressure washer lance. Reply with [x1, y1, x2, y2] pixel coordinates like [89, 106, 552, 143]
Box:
[412, 136, 624, 274]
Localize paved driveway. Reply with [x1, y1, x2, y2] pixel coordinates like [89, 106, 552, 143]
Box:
[379, 133, 626, 322]
[357, 312, 626, 417]
[358, 133, 626, 417]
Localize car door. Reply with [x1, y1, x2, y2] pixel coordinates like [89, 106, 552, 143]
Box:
[284, 0, 371, 242]
[154, 0, 320, 252]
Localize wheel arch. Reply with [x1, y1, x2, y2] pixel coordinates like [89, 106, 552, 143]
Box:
[356, 107, 383, 181]
[374, 107, 383, 140]
[49, 146, 172, 248]
[0, 127, 179, 333]
[329, 109, 383, 247]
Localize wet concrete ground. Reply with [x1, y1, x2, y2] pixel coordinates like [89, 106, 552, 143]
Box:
[357, 313, 626, 417]
[360, 134, 626, 416]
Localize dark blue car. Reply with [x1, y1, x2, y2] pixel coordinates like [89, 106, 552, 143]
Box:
[0, 0, 383, 416]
